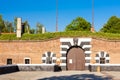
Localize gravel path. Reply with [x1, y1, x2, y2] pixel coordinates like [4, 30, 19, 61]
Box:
[0, 71, 119, 80]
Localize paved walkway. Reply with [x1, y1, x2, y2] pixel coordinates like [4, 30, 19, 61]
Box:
[101, 71, 120, 80]
[0, 71, 119, 80]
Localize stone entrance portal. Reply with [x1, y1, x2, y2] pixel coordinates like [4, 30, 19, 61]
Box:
[67, 46, 85, 70]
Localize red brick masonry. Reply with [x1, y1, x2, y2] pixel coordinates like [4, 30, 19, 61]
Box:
[0, 38, 120, 65]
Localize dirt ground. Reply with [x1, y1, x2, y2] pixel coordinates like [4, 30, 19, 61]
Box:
[0, 71, 119, 80]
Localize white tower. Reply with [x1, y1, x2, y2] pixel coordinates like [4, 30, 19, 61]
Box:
[16, 18, 22, 38]
[42, 27, 46, 34]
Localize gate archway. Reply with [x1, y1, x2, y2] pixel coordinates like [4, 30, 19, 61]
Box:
[66, 46, 85, 70]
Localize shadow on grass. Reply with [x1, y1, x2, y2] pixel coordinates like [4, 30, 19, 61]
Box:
[38, 74, 112, 80]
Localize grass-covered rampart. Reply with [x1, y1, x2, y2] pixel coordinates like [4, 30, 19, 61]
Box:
[0, 31, 120, 40]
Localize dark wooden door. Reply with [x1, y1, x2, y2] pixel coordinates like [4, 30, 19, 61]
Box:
[67, 47, 85, 70]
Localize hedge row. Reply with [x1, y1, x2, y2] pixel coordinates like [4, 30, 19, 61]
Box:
[0, 31, 120, 40]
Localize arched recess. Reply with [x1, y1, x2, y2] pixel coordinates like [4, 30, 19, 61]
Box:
[66, 46, 85, 70]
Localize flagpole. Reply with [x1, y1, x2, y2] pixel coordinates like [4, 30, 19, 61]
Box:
[91, 0, 95, 32]
[56, 0, 58, 32]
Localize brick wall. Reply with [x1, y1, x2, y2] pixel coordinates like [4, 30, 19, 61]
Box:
[0, 38, 120, 65]
[91, 39, 120, 64]
[0, 39, 60, 65]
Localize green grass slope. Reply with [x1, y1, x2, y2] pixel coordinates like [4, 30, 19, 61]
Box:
[0, 31, 120, 40]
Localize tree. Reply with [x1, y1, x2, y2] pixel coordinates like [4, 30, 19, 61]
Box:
[4, 21, 14, 33]
[65, 17, 91, 31]
[36, 22, 43, 34]
[30, 28, 35, 34]
[9, 22, 14, 33]
[24, 21, 30, 34]
[100, 16, 120, 33]
[14, 17, 17, 32]
[0, 15, 5, 33]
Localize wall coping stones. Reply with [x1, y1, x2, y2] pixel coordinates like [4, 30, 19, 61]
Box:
[0, 37, 120, 42]
[90, 64, 120, 66]
[17, 64, 55, 66]
[17, 64, 120, 66]
[0, 38, 60, 42]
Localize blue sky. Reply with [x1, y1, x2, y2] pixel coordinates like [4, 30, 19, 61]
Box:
[0, 0, 120, 32]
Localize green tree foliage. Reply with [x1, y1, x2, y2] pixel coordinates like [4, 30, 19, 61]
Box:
[36, 22, 43, 34]
[65, 17, 91, 31]
[0, 15, 14, 33]
[14, 17, 17, 32]
[0, 15, 44, 34]
[0, 15, 5, 33]
[30, 28, 35, 34]
[100, 16, 120, 33]
[4, 21, 14, 33]
[24, 21, 30, 34]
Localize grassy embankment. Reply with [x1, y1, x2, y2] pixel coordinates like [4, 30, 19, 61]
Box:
[0, 31, 120, 40]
